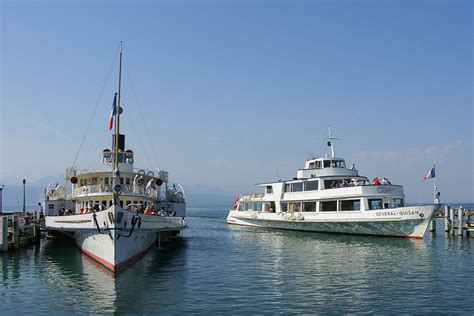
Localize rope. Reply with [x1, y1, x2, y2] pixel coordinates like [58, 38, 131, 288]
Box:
[71, 45, 120, 168]
[121, 100, 154, 169]
[123, 61, 160, 171]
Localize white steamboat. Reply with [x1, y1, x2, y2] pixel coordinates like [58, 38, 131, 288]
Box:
[227, 130, 437, 238]
[44, 43, 186, 272]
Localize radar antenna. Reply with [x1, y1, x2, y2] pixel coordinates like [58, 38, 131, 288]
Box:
[320, 126, 340, 158]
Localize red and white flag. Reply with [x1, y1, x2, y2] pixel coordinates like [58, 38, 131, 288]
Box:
[232, 194, 241, 210]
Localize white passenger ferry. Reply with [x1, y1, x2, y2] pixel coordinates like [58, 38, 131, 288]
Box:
[44, 43, 186, 272]
[227, 130, 437, 238]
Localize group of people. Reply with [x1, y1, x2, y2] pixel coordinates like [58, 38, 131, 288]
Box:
[330, 176, 392, 188]
[371, 177, 392, 186]
[58, 207, 73, 216]
[143, 203, 177, 216]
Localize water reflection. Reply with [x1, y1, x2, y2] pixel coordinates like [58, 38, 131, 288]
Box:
[0, 208, 473, 314]
[227, 225, 435, 313]
[41, 237, 188, 314]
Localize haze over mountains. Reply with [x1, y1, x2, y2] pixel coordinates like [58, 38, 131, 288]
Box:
[1, 175, 234, 211]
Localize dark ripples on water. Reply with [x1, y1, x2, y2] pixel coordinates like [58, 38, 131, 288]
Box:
[1, 206, 473, 314]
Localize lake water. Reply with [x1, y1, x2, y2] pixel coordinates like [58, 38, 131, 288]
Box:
[1, 206, 473, 314]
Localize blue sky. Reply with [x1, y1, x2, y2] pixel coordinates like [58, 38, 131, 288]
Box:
[1, 0, 472, 203]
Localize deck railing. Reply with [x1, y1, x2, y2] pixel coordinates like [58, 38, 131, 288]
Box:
[73, 184, 160, 198]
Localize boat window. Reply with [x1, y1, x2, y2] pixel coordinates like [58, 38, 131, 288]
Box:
[285, 183, 290, 192]
[393, 198, 404, 208]
[340, 199, 361, 211]
[303, 202, 316, 212]
[238, 203, 244, 211]
[340, 161, 346, 168]
[309, 162, 315, 169]
[289, 202, 300, 212]
[102, 200, 107, 209]
[304, 180, 318, 191]
[126, 177, 130, 185]
[119, 177, 124, 185]
[291, 182, 303, 192]
[256, 203, 262, 212]
[324, 179, 342, 189]
[323, 160, 330, 168]
[266, 186, 273, 194]
[368, 199, 383, 210]
[281, 203, 288, 212]
[104, 177, 109, 186]
[315, 161, 321, 169]
[320, 201, 337, 212]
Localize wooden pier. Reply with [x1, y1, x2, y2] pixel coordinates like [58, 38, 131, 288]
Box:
[0, 213, 42, 252]
[430, 205, 474, 237]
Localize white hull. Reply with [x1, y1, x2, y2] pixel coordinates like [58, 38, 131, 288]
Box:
[227, 205, 437, 238]
[45, 205, 186, 271]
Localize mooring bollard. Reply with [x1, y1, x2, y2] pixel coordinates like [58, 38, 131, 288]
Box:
[12, 215, 19, 249]
[444, 205, 450, 232]
[0, 216, 7, 252]
[449, 208, 455, 236]
[458, 207, 464, 236]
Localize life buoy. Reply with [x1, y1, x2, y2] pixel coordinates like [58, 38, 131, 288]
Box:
[138, 169, 145, 175]
[147, 171, 154, 177]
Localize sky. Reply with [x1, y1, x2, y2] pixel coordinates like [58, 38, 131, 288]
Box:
[1, 0, 472, 203]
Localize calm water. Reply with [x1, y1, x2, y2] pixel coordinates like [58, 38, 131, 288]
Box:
[1, 206, 473, 314]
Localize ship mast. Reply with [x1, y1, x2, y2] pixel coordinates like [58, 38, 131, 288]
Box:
[113, 41, 123, 189]
[326, 126, 340, 158]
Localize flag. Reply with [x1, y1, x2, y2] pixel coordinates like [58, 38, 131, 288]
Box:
[109, 93, 118, 130]
[232, 194, 241, 210]
[423, 166, 435, 181]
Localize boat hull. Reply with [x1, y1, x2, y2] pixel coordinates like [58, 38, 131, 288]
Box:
[45, 205, 186, 271]
[227, 205, 437, 238]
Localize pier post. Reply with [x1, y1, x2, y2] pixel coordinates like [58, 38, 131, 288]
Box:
[0, 216, 7, 252]
[458, 207, 464, 236]
[430, 218, 436, 232]
[449, 208, 455, 236]
[12, 215, 19, 249]
[444, 205, 450, 232]
[34, 224, 41, 245]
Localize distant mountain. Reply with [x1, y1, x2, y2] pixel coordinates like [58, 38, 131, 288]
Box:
[0, 182, 234, 211]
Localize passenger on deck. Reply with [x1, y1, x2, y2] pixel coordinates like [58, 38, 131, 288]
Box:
[373, 177, 380, 185]
[58, 207, 65, 216]
[365, 179, 370, 186]
[144, 203, 156, 215]
[79, 207, 85, 214]
[330, 181, 337, 188]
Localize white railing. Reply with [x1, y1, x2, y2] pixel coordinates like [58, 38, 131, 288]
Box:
[73, 184, 160, 199]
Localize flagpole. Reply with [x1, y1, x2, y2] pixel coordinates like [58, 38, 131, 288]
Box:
[114, 41, 123, 187]
[433, 164, 436, 204]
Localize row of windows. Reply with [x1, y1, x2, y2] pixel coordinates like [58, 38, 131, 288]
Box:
[284, 180, 319, 192]
[79, 177, 136, 187]
[240, 198, 404, 212]
[281, 200, 361, 212]
[308, 160, 346, 169]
